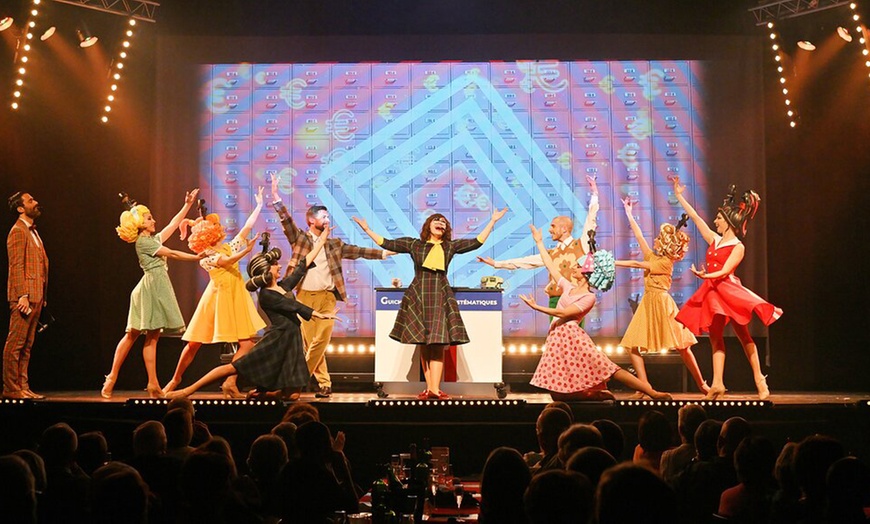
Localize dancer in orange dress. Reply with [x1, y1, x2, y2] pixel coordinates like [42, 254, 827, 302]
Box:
[615, 197, 708, 397]
[673, 178, 782, 400]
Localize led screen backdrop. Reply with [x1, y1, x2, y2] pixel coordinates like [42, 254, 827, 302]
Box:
[198, 60, 711, 339]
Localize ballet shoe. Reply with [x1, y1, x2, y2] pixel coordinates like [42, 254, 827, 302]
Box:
[101, 375, 116, 399]
[755, 375, 770, 400]
[702, 385, 727, 401]
[162, 379, 179, 395]
[146, 384, 164, 399]
[650, 391, 674, 401]
[221, 382, 245, 399]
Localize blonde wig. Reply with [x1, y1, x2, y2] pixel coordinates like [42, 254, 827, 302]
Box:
[656, 223, 690, 261]
[116, 204, 151, 243]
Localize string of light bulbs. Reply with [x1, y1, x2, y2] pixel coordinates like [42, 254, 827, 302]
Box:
[767, 21, 799, 128]
[101, 18, 136, 123]
[10, 0, 42, 111]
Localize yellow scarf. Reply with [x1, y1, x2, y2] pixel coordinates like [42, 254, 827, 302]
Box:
[422, 240, 445, 271]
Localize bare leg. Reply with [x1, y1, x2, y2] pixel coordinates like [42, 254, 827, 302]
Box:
[163, 341, 203, 391]
[222, 338, 254, 394]
[732, 323, 769, 399]
[676, 346, 710, 393]
[612, 369, 672, 400]
[142, 331, 162, 396]
[426, 344, 447, 394]
[705, 316, 728, 399]
[165, 364, 237, 399]
[102, 330, 141, 398]
[418, 344, 431, 390]
[627, 348, 652, 399]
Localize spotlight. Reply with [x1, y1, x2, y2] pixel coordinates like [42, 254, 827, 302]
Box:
[838, 26, 853, 42]
[77, 28, 98, 48]
[797, 41, 816, 51]
[0, 16, 13, 31]
[40, 26, 54, 41]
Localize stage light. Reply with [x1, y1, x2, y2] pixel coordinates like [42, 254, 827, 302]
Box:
[28, 21, 35, 28]
[21, 56, 28, 63]
[111, 84, 117, 91]
[18, 67, 25, 75]
[13, 91, 20, 98]
[797, 41, 816, 51]
[113, 73, 120, 80]
[0, 17, 13, 32]
[767, 22, 774, 29]
[11, 102, 19, 109]
[120, 51, 127, 58]
[779, 77, 786, 83]
[863, 49, 869, 56]
[23, 44, 30, 51]
[129, 19, 136, 26]
[15, 79, 22, 86]
[770, 32, 777, 39]
[77, 28, 98, 48]
[783, 88, 788, 94]
[838, 27, 853, 42]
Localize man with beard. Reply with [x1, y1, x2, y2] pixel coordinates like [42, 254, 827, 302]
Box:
[3, 192, 48, 399]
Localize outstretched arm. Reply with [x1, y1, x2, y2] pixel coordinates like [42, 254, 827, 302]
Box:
[530, 225, 563, 284]
[580, 175, 600, 254]
[270, 175, 302, 243]
[519, 294, 584, 319]
[673, 176, 716, 244]
[476, 207, 508, 244]
[237, 186, 264, 240]
[216, 236, 257, 268]
[622, 197, 652, 255]
[154, 247, 206, 262]
[352, 216, 385, 246]
[304, 225, 331, 267]
[691, 242, 744, 280]
[159, 188, 199, 241]
[615, 259, 650, 269]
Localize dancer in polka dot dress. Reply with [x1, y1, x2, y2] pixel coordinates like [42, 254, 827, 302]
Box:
[521, 225, 672, 401]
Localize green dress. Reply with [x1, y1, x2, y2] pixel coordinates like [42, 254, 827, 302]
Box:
[126, 233, 185, 334]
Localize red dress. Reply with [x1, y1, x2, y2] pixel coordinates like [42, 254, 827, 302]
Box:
[676, 237, 782, 334]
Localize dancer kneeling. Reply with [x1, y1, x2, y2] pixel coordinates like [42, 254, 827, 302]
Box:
[521, 225, 672, 402]
[166, 228, 337, 401]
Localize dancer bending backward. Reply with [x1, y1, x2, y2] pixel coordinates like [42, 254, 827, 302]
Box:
[521, 225, 672, 402]
[166, 229, 338, 401]
[672, 178, 782, 400]
[614, 198, 708, 397]
[353, 208, 508, 400]
[102, 190, 204, 399]
[163, 188, 267, 398]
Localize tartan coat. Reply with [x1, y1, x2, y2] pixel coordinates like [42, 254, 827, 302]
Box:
[380, 236, 482, 345]
[6, 219, 48, 304]
[274, 202, 384, 302]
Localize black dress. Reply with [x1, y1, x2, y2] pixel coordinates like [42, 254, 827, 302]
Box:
[232, 263, 313, 390]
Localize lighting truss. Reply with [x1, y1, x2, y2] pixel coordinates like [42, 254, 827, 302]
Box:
[50, 0, 159, 23]
[749, 0, 853, 25]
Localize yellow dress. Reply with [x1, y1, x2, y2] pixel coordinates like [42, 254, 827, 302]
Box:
[620, 252, 697, 351]
[182, 238, 266, 343]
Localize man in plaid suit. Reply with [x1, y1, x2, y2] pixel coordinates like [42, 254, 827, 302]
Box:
[4, 192, 49, 399]
[272, 188, 389, 397]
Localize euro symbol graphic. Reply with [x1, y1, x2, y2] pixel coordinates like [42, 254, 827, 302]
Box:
[279, 78, 308, 110]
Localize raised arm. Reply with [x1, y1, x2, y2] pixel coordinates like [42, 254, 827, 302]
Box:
[673, 176, 716, 244]
[622, 197, 652, 255]
[475, 207, 508, 244]
[351, 216, 385, 246]
[530, 225, 563, 284]
[580, 175, 600, 254]
[270, 175, 302, 243]
[236, 186, 264, 240]
[216, 236, 257, 268]
[304, 224, 331, 267]
[691, 242, 745, 280]
[159, 188, 199, 241]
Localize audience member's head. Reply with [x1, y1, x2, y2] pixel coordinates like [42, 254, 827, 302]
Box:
[565, 447, 616, 487]
[90, 462, 149, 524]
[596, 462, 678, 524]
[794, 434, 846, 503]
[545, 401, 574, 424]
[535, 408, 572, 455]
[38, 422, 78, 468]
[479, 447, 531, 524]
[271, 422, 300, 459]
[247, 434, 288, 482]
[0, 454, 37, 524]
[166, 397, 212, 446]
[179, 450, 234, 507]
[163, 408, 194, 450]
[132, 420, 167, 456]
[557, 423, 604, 465]
[524, 469, 592, 524]
[694, 419, 723, 462]
[281, 402, 320, 426]
[676, 403, 707, 445]
[197, 436, 237, 477]
[166, 397, 195, 417]
[13, 450, 46, 494]
[77, 431, 111, 476]
[825, 456, 870, 524]
[637, 410, 673, 455]
[734, 436, 777, 487]
[592, 419, 625, 460]
[294, 421, 334, 464]
[718, 416, 752, 458]
[774, 441, 800, 497]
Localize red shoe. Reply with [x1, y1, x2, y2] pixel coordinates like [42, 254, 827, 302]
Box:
[435, 390, 450, 400]
[417, 390, 431, 400]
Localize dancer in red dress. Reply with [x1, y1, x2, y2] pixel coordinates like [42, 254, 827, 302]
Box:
[673, 177, 782, 400]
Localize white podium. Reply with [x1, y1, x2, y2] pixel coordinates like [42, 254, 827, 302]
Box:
[374, 288, 505, 397]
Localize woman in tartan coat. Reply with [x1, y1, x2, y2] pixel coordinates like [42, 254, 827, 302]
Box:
[166, 227, 337, 401]
[353, 208, 507, 400]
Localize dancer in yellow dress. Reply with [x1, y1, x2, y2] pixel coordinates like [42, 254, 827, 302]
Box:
[614, 198, 708, 398]
[162, 187, 266, 398]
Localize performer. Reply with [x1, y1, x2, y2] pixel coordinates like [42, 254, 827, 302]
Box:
[672, 177, 782, 400]
[353, 208, 508, 400]
[162, 188, 266, 398]
[614, 197, 708, 397]
[166, 229, 338, 401]
[478, 175, 600, 310]
[270, 175, 391, 398]
[521, 225, 672, 402]
[101, 190, 204, 399]
[3, 192, 48, 400]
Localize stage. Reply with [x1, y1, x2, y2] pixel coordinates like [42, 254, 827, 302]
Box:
[2, 389, 869, 486]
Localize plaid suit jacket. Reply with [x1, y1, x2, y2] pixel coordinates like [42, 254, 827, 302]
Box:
[6, 219, 49, 304]
[273, 201, 384, 302]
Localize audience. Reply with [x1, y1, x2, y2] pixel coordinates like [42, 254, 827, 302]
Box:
[479, 446, 531, 524]
[660, 403, 707, 484]
[527, 407, 572, 473]
[90, 462, 150, 524]
[37, 422, 90, 523]
[0, 454, 38, 524]
[557, 423, 604, 466]
[77, 430, 111, 476]
[565, 446, 616, 488]
[592, 418, 626, 461]
[596, 462, 678, 524]
[717, 435, 778, 522]
[632, 409, 673, 472]
[524, 469, 593, 524]
[163, 408, 196, 461]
